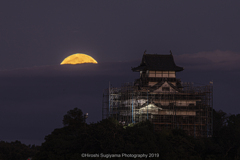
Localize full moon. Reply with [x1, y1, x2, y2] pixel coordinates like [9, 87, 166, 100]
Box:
[60, 53, 98, 65]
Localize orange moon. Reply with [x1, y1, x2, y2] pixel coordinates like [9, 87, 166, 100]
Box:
[60, 53, 98, 65]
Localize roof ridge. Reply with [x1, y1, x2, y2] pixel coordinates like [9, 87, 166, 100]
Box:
[132, 53, 183, 72]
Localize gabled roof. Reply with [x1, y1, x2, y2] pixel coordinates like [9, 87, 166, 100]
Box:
[150, 81, 165, 91]
[167, 81, 182, 92]
[132, 53, 184, 72]
[140, 103, 162, 110]
[150, 81, 182, 92]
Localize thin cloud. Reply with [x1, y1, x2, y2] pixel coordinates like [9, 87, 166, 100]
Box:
[175, 50, 240, 70]
[0, 61, 140, 78]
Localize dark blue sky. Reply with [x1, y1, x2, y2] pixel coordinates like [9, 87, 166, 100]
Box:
[0, 0, 240, 145]
[1, 0, 240, 68]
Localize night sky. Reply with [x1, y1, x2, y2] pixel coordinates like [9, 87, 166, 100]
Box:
[0, 1, 240, 145]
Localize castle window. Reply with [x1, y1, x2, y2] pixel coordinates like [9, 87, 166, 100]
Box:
[162, 87, 170, 91]
[163, 71, 168, 77]
[149, 71, 156, 77]
[156, 71, 162, 77]
[169, 71, 176, 78]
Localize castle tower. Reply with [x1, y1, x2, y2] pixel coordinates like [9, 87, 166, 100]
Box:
[102, 52, 213, 137]
[132, 53, 183, 89]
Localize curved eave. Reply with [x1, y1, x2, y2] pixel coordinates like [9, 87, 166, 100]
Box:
[173, 66, 184, 72]
[131, 66, 147, 72]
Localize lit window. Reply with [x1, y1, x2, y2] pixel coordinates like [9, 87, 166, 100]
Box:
[156, 71, 162, 77]
[149, 71, 155, 77]
[163, 71, 168, 77]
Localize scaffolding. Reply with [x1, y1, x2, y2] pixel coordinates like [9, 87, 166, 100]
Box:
[102, 81, 213, 137]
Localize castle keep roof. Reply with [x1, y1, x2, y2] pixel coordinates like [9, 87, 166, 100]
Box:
[132, 53, 184, 72]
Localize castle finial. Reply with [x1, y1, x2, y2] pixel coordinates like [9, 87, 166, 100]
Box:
[170, 50, 172, 55]
[144, 50, 147, 55]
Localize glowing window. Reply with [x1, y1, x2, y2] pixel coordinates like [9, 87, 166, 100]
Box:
[163, 71, 168, 77]
[169, 71, 175, 78]
[149, 71, 155, 77]
[156, 71, 162, 77]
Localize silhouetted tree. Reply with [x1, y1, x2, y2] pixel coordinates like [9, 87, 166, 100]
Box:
[33, 108, 240, 160]
[62, 107, 84, 127]
[213, 109, 228, 137]
[0, 140, 39, 160]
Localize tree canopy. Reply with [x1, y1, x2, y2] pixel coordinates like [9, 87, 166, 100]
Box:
[30, 108, 240, 160]
[62, 107, 84, 127]
[0, 140, 39, 160]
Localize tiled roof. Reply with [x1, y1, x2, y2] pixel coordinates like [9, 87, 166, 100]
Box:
[149, 81, 182, 92]
[167, 82, 182, 92]
[132, 53, 183, 72]
[150, 81, 165, 91]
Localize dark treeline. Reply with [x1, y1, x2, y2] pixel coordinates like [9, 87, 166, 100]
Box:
[0, 140, 39, 160]
[1, 108, 240, 160]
